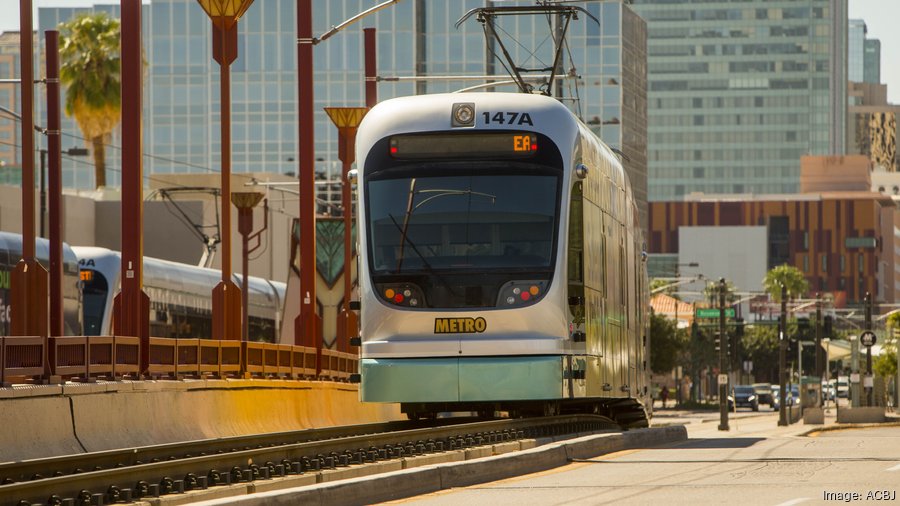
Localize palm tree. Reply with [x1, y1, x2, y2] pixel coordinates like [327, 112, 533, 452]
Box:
[59, 13, 121, 189]
[762, 264, 809, 302]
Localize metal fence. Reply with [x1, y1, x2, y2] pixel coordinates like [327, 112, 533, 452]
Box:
[0, 336, 357, 385]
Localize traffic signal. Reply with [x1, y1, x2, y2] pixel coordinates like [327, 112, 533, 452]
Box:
[823, 315, 833, 337]
[797, 317, 810, 338]
[786, 337, 797, 356]
[731, 318, 743, 366]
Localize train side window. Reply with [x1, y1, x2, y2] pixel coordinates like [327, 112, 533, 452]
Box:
[568, 182, 584, 319]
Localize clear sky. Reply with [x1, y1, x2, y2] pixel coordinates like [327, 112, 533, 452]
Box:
[1, 0, 898, 103]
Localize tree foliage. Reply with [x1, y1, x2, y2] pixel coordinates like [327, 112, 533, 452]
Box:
[763, 264, 809, 302]
[873, 349, 897, 379]
[649, 311, 687, 374]
[59, 12, 121, 188]
[702, 279, 738, 305]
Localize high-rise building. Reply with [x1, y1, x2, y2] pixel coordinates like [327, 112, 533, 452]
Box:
[848, 19, 866, 83]
[631, 0, 849, 200]
[849, 19, 882, 86]
[864, 39, 881, 85]
[35, 1, 649, 230]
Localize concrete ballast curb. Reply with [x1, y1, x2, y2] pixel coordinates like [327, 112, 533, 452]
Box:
[189, 425, 688, 506]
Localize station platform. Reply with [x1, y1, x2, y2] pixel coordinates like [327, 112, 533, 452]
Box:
[0, 379, 402, 463]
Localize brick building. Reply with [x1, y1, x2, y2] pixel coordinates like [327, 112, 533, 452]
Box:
[648, 191, 895, 305]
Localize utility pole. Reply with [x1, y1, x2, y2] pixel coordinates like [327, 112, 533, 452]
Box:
[718, 277, 729, 431]
[778, 283, 788, 426]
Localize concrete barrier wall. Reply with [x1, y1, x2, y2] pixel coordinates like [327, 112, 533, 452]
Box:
[836, 407, 886, 424]
[0, 380, 402, 462]
[0, 394, 85, 462]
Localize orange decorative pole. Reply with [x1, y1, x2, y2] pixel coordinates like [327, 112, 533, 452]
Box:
[113, 0, 150, 373]
[296, 0, 319, 374]
[231, 191, 265, 342]
[324, 107, 367, 352]
[11, 0, 49, 341]
[196, 0, 256, 341]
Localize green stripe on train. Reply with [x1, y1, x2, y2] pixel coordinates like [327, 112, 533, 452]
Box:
[360, 356, 563, 403]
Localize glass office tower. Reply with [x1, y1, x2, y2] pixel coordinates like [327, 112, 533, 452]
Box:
[36, 0, 647, 232]
[863, 39, 881, 85]
[848, 19, 865, 83]
[632, 0, 848, 200]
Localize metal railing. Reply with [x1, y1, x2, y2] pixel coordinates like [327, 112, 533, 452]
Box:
[0, 336, 358, 385]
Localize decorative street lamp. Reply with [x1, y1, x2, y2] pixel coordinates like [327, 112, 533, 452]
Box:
[196, 0, 255, 340]
[231, 191, 266, 343]
[324, 107, 368, 353]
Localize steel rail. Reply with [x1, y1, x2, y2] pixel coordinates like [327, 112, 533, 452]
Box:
[0, 415, 618, 505]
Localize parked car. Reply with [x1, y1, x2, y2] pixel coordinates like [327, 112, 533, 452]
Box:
[789, 385, 800, 406]
[727, 385, 760, 411]
[752, 383, 774, 406]
[822, 379, 836, 401]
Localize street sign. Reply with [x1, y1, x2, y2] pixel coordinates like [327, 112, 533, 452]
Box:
[696, 308, 736, 319]
[860, 331, 877, 347]
[717, 374, 728, 386]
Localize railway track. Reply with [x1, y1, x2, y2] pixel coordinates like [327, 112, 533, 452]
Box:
[1, 415, 619, 505]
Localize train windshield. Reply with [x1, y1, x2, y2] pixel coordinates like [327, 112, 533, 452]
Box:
[367, 168, 560, 308]
[81, 269, 108, 336]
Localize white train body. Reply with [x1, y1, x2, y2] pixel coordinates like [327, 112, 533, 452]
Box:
[74, 247, 286, 343]
[355, 93, 650, 425]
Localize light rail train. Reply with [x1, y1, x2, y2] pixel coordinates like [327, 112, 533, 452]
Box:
[0, 231, 81, 336]
[355, 93, 651, 427]
[74, 247, 286, 342]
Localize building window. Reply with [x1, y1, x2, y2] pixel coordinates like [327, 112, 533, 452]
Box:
[821, 254, 827, 272]
[840, 255, 845, 273]
[845, 237, 877, 249]
[858, 254, 864, 273]
[802, 255, 809, 272]
[803, 231, 809, 250]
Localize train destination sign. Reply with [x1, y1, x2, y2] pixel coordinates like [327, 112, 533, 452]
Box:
[390, 133, 538, 159]
[695, 308, 736, 319]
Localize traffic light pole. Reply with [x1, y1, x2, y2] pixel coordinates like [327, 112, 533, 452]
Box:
[815, 296, 822, 407]
[778, 284, 788, 426]
[718, 277, 729, 431]
[865, 292, 873, 407]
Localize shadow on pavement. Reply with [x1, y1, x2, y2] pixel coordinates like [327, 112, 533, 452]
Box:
[675, 437, 765, 449]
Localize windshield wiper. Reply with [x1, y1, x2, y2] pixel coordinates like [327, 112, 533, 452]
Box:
[395, 185, 496, 271]
[389, 212, 433, 274]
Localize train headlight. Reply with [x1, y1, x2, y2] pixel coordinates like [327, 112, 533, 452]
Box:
[496, 280, 547, 308]
[452, 103, 475, 127]
[378, 283, 425, 308]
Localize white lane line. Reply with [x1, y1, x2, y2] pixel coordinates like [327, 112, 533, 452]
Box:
[774, 499, 810, 506]
[887, 463, 900, 472]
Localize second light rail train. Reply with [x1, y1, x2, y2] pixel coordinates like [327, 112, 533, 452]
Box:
[354, 92, 651, 427]
[74, 247, 286, 342]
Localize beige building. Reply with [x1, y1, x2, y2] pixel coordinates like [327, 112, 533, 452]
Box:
[847, 82, 898, 173]
[0, 32, 21, 175]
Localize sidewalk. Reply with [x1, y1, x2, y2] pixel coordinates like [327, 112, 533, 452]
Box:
[651, 400, 900, 429]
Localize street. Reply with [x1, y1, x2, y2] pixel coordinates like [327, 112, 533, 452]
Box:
[389, 411, 900, 505]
